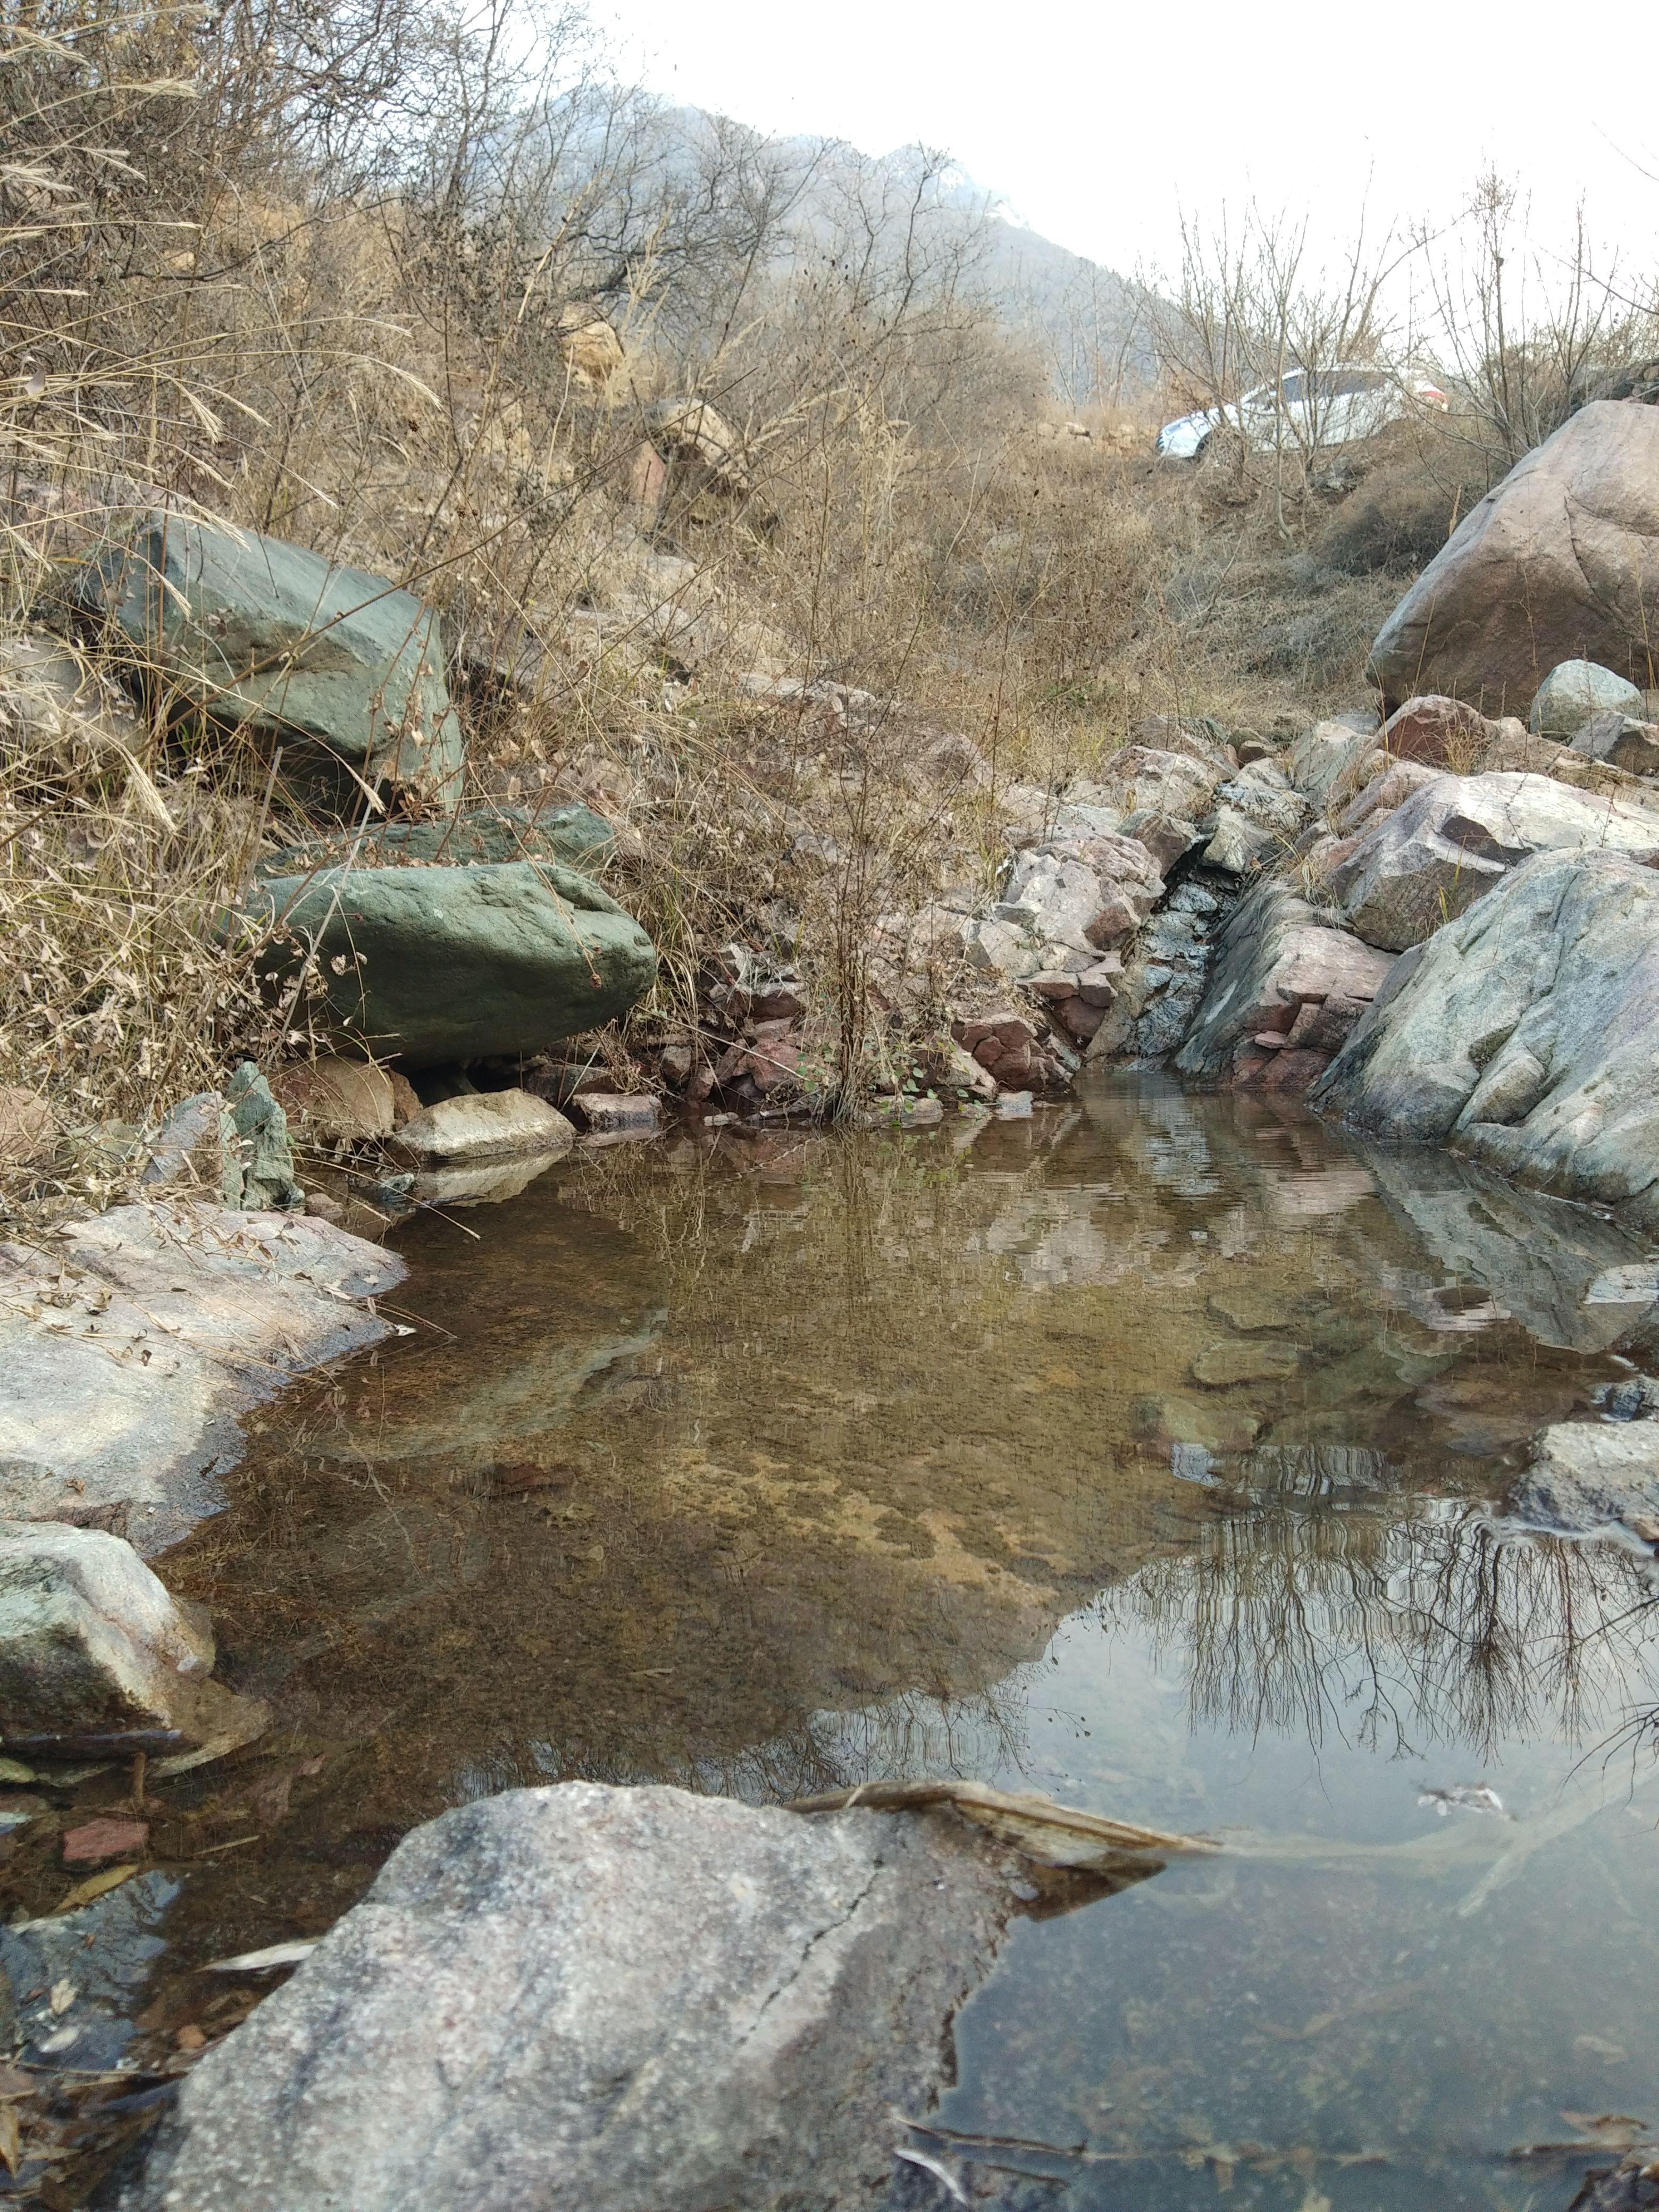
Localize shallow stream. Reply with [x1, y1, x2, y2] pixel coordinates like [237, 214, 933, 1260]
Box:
[38, 1077, 1659, 2208]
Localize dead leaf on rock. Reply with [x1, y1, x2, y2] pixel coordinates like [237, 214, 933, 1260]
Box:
[0, 2105, 19, 2176]
[55, 1862, 138, 1913]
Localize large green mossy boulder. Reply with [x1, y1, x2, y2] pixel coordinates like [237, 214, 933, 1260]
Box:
[245, 861, 656, 1067]
[78, 513, 463, 809]
[253, 802, 615, 881]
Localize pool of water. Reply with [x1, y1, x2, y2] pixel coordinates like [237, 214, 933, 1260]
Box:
[68, 1078, 1659, 2206]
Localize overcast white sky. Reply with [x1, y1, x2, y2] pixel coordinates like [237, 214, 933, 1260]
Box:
[600, 0, 1659, 287]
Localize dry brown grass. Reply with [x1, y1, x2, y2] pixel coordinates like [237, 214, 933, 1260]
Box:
[0, 0, 1567, 1197]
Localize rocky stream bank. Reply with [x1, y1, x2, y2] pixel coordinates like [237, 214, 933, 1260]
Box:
[5, 400, 1659, 2206]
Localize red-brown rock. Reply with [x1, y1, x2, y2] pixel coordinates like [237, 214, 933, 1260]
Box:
[63, 1817, 148, 1865]
[1380, 695, 1493, 767]
[1369, 401, 1659, 714]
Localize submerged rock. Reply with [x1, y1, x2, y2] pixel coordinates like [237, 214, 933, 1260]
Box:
[1313, 848, 1659, 1234]
[77, 513, 464, 810]
[247, 861, 657, 1070]
[124, 1780, 1019, 2212]
[0, 1867, 181, 2074]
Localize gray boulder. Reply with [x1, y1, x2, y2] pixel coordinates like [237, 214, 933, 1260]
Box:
[138, 1065, 303, 1209]
[125, 1780, 1017, 2212]
[1571, 709, 1659, 777]
[1202, 766, 1310, 875]
[78, 513, 464, 809]
[1313, 847, 1659, 1232]
[1095, 744, 1226, 823]
[1285, 714, 1382, 802]
[1000, 833, 1163, 954]
[0, 1202, 403, 1552]
[1529, 658, 1645, 739]
[0, 1520, 259, 1754]
[1174, 883, 1394, 1079]
[1368, 401, 1659, 713]
[1330, 771, 1659, 951]
[248, 861, 657, 1069]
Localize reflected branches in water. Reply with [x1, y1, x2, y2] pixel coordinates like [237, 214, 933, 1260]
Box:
[1107, 1479, 1659, 1758]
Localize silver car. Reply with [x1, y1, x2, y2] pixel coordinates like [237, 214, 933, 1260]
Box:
[1156, 367, 1445, 458]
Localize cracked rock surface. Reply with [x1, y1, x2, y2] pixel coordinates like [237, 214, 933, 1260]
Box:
[124, 1780, 1018, 2212]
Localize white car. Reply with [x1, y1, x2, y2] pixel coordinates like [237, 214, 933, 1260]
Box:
[1156, 368, 1447, 459]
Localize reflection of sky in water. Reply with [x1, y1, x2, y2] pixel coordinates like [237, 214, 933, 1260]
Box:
[154, 1076, 1659, 2209]
[878, 1505, 1659, 2211]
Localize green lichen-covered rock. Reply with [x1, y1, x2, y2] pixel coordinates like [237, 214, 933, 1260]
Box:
[254, 803, 615, 881]
[246, 862, 656, 1068]
[77, 513, 463, 809]
[224, 1062, 305, 1210]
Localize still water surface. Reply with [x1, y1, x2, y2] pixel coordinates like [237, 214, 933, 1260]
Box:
[159, 1078, 1659, 2208]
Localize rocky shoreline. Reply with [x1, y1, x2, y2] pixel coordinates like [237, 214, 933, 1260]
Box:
[6, 384, 1659, 2212]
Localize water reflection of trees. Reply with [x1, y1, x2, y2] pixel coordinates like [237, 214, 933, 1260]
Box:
[1108, 1480, 1659, 1758]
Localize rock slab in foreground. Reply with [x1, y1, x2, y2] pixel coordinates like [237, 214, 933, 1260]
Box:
[0, 1202, 405, 1552]
[250, 861, 657, 1069]
[126, 1780, 1015, 2212]
[1367, 401, 1659, 713]
[1313, 848, 1659, 1233]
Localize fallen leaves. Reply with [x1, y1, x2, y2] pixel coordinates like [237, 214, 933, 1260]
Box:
[202, 1940, 317, 1973]
[55, 1861, 138, 1913]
